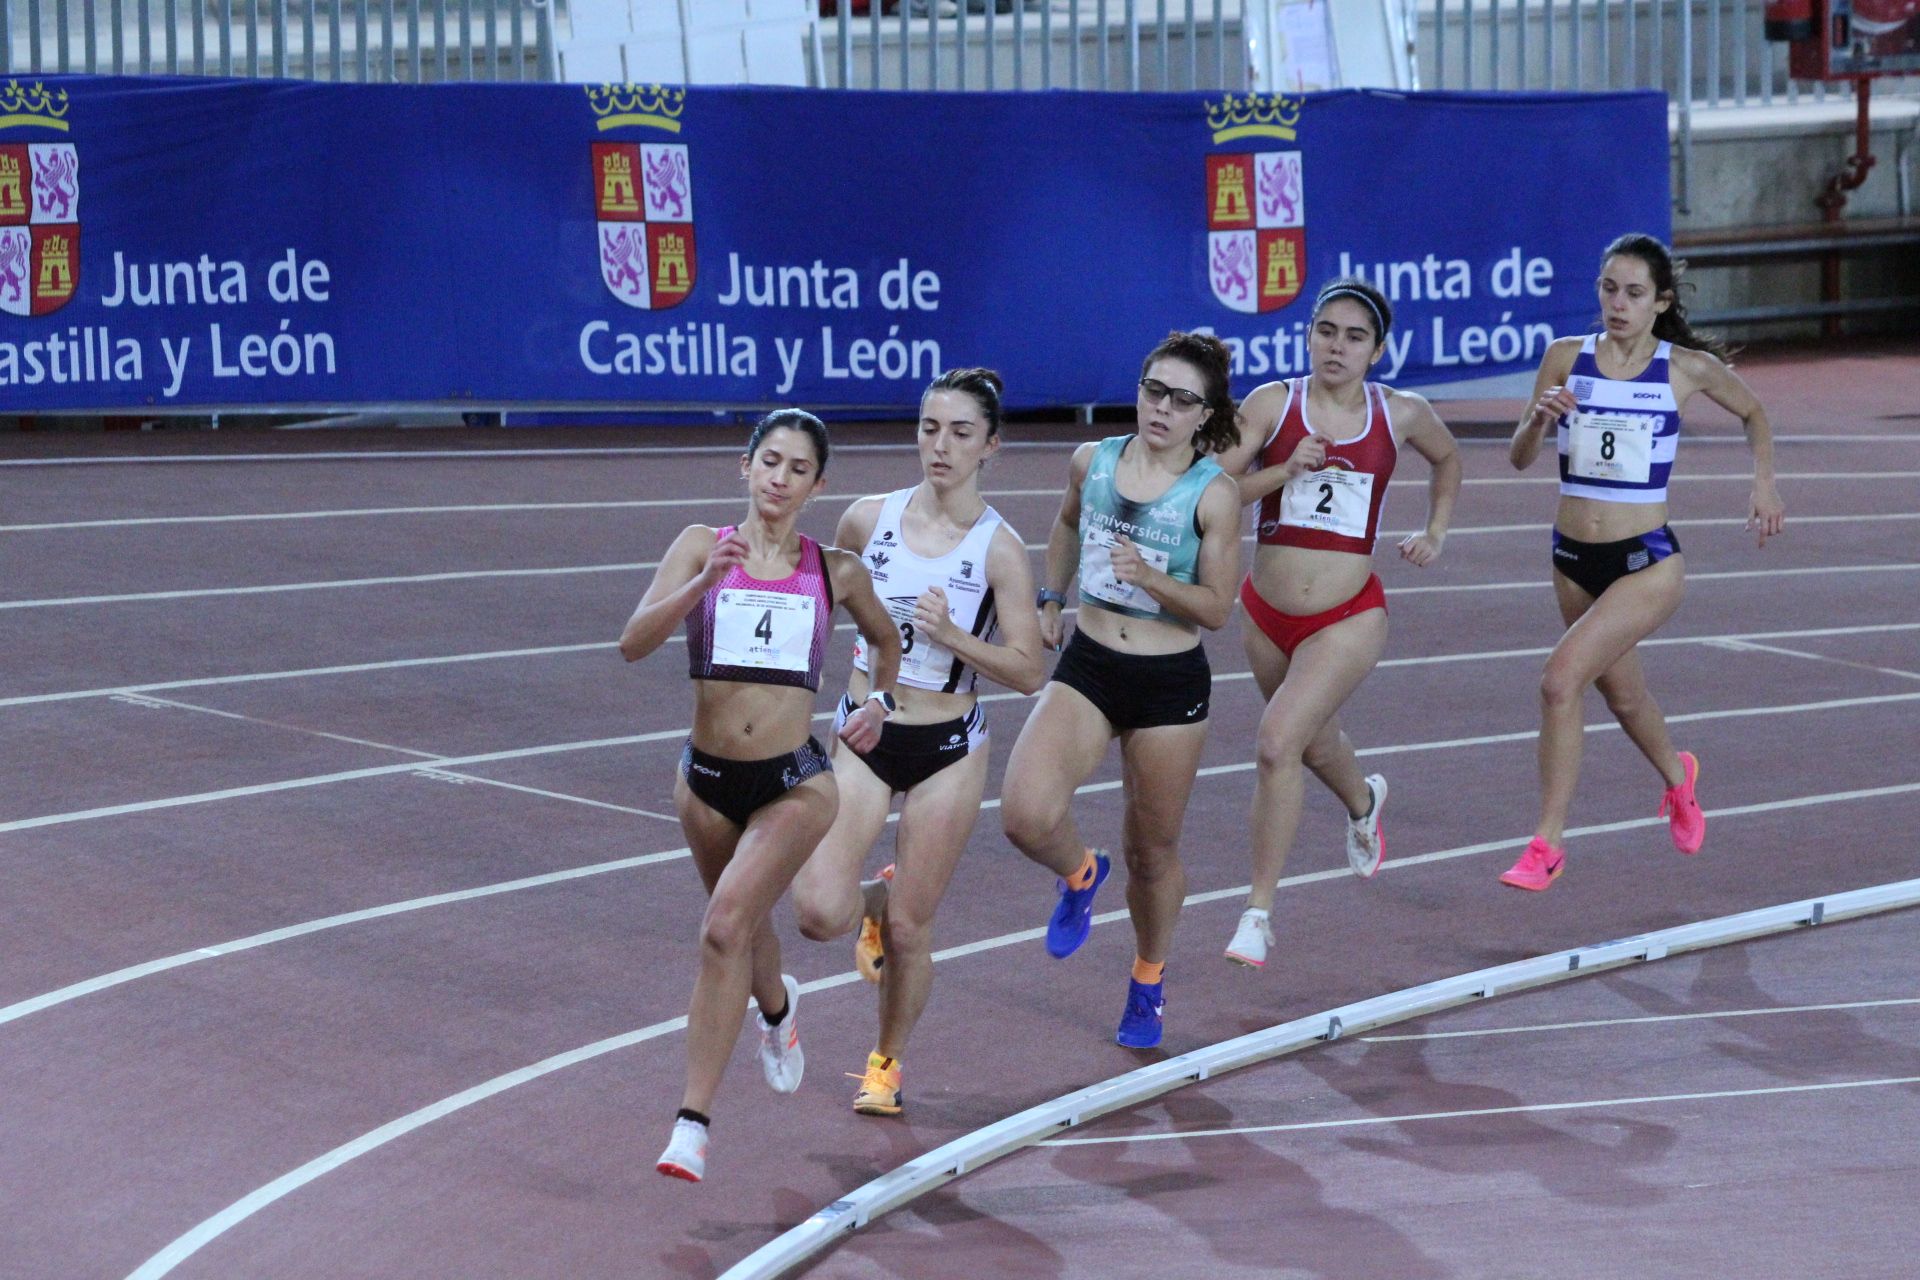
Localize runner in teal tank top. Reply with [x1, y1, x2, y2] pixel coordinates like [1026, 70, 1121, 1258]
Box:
[1001, 331, 1245, 1051]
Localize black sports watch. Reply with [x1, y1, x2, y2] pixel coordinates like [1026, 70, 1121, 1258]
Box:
[1036, 588, 1067, 609]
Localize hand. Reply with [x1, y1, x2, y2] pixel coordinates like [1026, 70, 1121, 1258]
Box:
[1285, 433, 1328, 479]
[1747, 477, 1785, 548]
[837, 701, 886, 754]
[697, 530, 750, 587]
[1399, 530, 1444, 567]
[1038, 600, 1065, 651]
[1530, 386, 1578, 428]
[911, 585, 953, 647]
[1109, 534, 1150, 586]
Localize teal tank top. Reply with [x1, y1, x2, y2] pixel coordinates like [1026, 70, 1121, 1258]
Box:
[1076, 434, 1222, 624]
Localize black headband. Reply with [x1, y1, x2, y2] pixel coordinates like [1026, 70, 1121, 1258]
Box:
[1315, 287, 1386, 339]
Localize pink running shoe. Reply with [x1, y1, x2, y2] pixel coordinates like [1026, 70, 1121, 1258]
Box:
[1499, 837, 1566, 891]
[1660, 750, 1705, 855]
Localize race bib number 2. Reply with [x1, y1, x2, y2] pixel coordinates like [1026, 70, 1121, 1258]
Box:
[712, 589, 815, 672]
[1081, 529, 1171, 615]
[1567, 411, 1657, 484]
[1280, 467, 1374, 540]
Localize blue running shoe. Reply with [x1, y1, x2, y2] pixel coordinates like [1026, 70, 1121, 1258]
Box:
[1044, 850, 1111, 958]
[1116, 978, 1165, 1049]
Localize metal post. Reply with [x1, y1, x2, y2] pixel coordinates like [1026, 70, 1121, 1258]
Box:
[1517, 0, 1526, 88]
[482, 0, 493, 80]
[957, 0, 966, 90]
[164, 0, 177, 72]
[218, 0, 231, 76]
[82, 0, 95, 71]
[534, 0, 554, 82]
[1125, 0, 1137, 91]
[111, 0, 124, 73]
[332, 0, 344, 80]
[1600, 0, 1609, 88]
[1543, 0, 1552, 90]
[837, 2, 849, 89]
[1098, 0, 1107, 88]
[1156, 0, 1167, 90]
[868, 0, 878, 89]
[1678, 0, 1691, 212]
[985, 0, 995, 91]
[1435, 0, 1445, 89]
[1570, 0, 1579, 89]
[460, 0, 471, 79]
[1184, 0, 1194, 90]
[55, 0, 68, 70]
[1626, 0, 1635, 87]
[508, 0, 519, 81]
[26, 0, 41, 73]
[1464, 0, 1473, 87]
[0, 0, 10, 75]
[274, 0, 287, 76]
[1652, 0, 1662, 98]
[1490, 0, 1499, 90]
[1070, 0, 1081, 88]
[927, 0, 937, 90]
[1708, 0, 1720, 106]
[1736, 0, 1749, 106]
[1211, 0, 1221, 88]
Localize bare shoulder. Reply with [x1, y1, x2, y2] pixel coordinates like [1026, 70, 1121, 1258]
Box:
[835, 493, 887, 548]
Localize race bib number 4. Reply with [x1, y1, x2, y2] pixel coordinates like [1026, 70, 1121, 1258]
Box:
[1567, 411, 1657, 484]
[1081, 529, 1171, 615]
[712, 589, 815, 672]
[1280, 467, 1374, 540]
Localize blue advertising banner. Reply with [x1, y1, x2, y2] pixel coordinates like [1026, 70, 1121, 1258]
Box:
[0, 77, 1669, 413]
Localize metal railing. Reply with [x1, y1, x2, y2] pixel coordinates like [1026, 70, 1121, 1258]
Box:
[0, 0, 556, 79]
[809, 0, 1247, 92]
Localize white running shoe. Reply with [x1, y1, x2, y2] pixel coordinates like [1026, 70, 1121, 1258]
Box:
[1346, 774, 1388, 878]
[755, 973, 804, 1093]
[656, 1117, 708, 1183]
[1225, 907, 1275, 968]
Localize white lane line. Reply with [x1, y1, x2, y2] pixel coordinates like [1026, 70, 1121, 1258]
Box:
[0, 489, 1065, 533]
[7, 704, 1914, 1035]
[1036, 1075, 1920, 1147]
[412, 770, 679, 823]
[1360, 997, 1920, 1043]
[8, 619, 1915, 711]
[1702, 639, 1920, 684]
[1463, 470, 1920, 485]
[114, 779, 1920, 1280]
[10, 436, 1913, 469]
[7, 548, 1912, 612]
[114, 694, 443, 759]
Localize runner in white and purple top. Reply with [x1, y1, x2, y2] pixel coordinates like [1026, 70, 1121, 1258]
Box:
[1557, 332, 1684, 504]
[685, 524, 835, 691]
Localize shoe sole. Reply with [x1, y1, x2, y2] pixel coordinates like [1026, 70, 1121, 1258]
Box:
[853, 1097, 903, 1117]
[1224, 949, 1265, 968]
[1116, 1030, 1163, 1049]
[656, 1161, 702, 1183]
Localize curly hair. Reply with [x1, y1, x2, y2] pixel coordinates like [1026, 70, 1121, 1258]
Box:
[1140, 330, 1240, 456]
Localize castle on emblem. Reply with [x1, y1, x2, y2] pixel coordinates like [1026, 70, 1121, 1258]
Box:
[588, 84, 695, 312]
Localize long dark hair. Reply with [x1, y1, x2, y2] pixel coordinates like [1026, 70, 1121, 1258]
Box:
[746, 408, 830, 475]
[1600, 232, 1731, 361]
[924, 367, 1005, 436]
[1140, 330, 1239, 456]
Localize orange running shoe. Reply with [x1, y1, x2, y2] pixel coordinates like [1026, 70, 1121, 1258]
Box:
[850, 1051, 903, 1116]
[1660, 751, 1705, 855]
[854, 864, 894, 984]
[1498, 837, 1566, 891]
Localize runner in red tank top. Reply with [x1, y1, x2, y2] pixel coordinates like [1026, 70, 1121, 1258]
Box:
[1213, 279, 1462, 970]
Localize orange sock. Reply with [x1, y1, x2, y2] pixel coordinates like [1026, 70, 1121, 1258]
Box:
[1132, 957, 1165, 985]
[1064, 848, 1098, 890]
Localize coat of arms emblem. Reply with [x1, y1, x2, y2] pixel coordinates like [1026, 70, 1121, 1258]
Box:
[0, 82, 78, 318]
[1204, 93, 1306, 315]
[588, 85, 695, 310]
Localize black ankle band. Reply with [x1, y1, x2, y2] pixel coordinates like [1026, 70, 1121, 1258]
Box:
[676, 1108, 710, 1128]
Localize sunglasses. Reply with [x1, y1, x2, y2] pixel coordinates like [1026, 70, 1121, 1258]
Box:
[1138, 377, 1208, 410]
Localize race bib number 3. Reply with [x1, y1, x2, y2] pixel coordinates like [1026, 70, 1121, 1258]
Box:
[855, 594, 955, 684]
[1567, 411, 1657, 484]
[712, 589, 815, 672]
[1081, 529, 1171, 615]
[1280, 467, 1374, 540]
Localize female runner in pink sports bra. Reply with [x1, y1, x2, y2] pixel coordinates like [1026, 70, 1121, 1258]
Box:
[619, 409, 900, 1183]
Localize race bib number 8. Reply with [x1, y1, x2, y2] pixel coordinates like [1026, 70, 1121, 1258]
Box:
[1081, 529, 1171, 615]
[1280, 467, 1374, 540]
[712, 589, 815, 672]
[1567, 411, 1657, 484]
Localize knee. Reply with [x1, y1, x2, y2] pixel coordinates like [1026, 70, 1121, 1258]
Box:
[698, 903, 753, 961]
[883, 907, 933, 960]
[793, 897, 842, 944]
[1255, 723, 1310, 775]
[1539, 660, 1585, 711]
[1598, 679, 1645, 721]
[1124, 842, 1181, 885]
[1002, 793, 1062, 856]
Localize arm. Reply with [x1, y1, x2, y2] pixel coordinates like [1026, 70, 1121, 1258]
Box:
[1390, 390, 1463, 568]
[1680, 349, 1784, 547]
[827, 546, 901, 752]
[1037, 442, 1094, 651]
[1112, 473, 1243, 631]
[617, 524, 739, 662]
[1220, 380, 1321, 507]
[1509, 337, 1581, 471]
[914, 523, 1048, 696]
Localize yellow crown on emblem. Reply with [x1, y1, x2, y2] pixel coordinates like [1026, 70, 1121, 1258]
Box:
[0, 80, 73, 132]
[587, 84, 686, 135]
[1205, 92, 1301, 145]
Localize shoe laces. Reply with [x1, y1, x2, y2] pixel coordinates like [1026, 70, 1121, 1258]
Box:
[1125, 986, 1161, 1018]
[846, 1061, 899, 1094]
